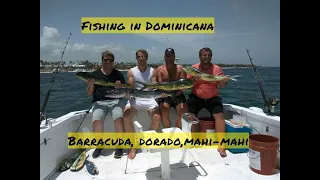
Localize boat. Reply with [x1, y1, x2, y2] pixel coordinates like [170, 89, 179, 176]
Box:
[40, 104, 280, 180]
[40, 35, 280, 180]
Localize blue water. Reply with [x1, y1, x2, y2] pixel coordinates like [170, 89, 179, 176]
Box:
[40, 67, 280, 118]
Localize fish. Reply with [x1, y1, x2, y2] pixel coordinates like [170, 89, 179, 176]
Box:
[57, 150, 83, 172]
[70, 151, 88, 171]
[104, 87, 177, 99]
[183, 67, 239, 82]
[136, 78, 194, 91]
[85, 159, 99, 175]
[76, 72, 131, 88]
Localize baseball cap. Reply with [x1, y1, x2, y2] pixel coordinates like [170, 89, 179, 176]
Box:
[165, 48, 175, 55]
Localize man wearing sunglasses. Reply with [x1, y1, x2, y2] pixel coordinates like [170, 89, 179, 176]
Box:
[86, 50, 126, 159]
[156, 48, 188, 129]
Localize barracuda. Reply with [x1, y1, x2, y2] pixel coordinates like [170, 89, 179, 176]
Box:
[76, 72, 131, 88]
[136, 78, 194, 91]
[104, 88, 177, 99]
[183, 67, 239, 82]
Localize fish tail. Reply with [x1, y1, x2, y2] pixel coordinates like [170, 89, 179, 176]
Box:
[230, 75, 241, 81]
[134, 81, 149, 90]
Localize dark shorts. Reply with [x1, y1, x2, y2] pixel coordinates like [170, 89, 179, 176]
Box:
[156, 93, 187, 109]
[187, 93, 224, 116]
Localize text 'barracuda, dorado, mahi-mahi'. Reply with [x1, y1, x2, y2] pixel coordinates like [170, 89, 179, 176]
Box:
[67, 136, 249, 149]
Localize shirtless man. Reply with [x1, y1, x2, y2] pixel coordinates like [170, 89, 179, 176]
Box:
[123, 49, 162, 160]
[156, 48, 188, 128]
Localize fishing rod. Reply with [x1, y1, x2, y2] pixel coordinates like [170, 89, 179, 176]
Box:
[40, 33, 72, 126]
[245, 49, 279, 114]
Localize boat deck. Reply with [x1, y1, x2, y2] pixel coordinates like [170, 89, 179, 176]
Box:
[49, 148, 280, 180]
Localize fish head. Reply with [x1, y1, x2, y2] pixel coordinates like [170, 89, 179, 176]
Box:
[190, 67, 202, 73]
[182, 67, 195, 75]
[76, 72, 94, 81]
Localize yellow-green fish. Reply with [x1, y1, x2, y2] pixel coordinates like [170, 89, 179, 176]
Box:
[70, 151, 88, 171]
[57, 150, 83, 172]
[183, 67, 239, 82]
[137, 78, 194, 91]
[76, 72, 131, 88]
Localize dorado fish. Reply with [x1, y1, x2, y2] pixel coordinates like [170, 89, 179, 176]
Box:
[104, 88, 177, 99]
[85, 160, 99, 175]
[70, 151, 88, 171]
[76, 72, 131, 88]
[136, 78, 194, 91]
[57, 150, 83, 172]
[183, 67, 239, 82]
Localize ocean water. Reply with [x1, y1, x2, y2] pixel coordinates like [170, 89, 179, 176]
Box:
[40, 67, 280, 119]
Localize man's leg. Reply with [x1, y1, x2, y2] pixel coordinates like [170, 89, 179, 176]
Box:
[91, 102, 108, 158]
[159, 99, 171, 128]
[110, 99, 126, 159]
[147, 106, 162, 131]
[186, 94, 201, 132]
[210, 97, 227, 158]
[123, 100, 138, 160]
[173, 94, 188, 129]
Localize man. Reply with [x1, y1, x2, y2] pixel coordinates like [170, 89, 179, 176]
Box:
[87, 50, 126, 159]
[123, 49, 162, 160]
[186, 47, 230, 157]
[156, 48, 188, 129]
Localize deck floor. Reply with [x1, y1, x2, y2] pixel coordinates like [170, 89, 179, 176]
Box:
[49, 148, 280, 180]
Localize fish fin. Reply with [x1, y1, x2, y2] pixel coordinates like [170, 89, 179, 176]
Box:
[191, 67, 202, 73]
[134, 81, 149, 90]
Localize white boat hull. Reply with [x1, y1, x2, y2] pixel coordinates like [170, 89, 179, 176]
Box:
[40, 104, 280, 180]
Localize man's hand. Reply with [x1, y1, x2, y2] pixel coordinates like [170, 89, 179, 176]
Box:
[222, 75, 230, 83]
[192, 75, 201, 82]
[160, 93, 168, 98]
[87, 78, 95, 88]
[114, 80, 122, 88]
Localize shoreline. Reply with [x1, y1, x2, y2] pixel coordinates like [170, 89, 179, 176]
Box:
[40, 67, 254, 73]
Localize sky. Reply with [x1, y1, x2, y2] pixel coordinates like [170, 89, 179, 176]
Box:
[40, 0, 280, 67]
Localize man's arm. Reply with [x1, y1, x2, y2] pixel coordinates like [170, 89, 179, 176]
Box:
[179, 65, 187, 78]
[217, 67, 228, 88]
[152, 68, 158, 84]
[124, 70, 134, 98]
[86, 79, 95, 95]
[127, 69, 134, 87]
[176, 65, 187, 95]
[156, 66, 163, 83]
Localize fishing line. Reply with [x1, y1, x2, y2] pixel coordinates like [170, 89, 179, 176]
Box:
[40, 33, 72, 125]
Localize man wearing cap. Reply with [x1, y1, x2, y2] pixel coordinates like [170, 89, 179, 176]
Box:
[156, 48, 188, 129]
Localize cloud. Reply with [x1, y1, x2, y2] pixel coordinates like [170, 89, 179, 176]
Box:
[40, 26, 257, 64]
[40, 26, 125, 62]
[135, 31, 256, 63]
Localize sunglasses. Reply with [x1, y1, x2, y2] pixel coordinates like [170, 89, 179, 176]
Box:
[137, 56, 147, 59]
[103, 59, 114, 62]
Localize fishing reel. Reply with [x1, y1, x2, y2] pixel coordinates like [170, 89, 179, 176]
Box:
[40, 112, 47, 125]
[264, 97, 280, 113]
